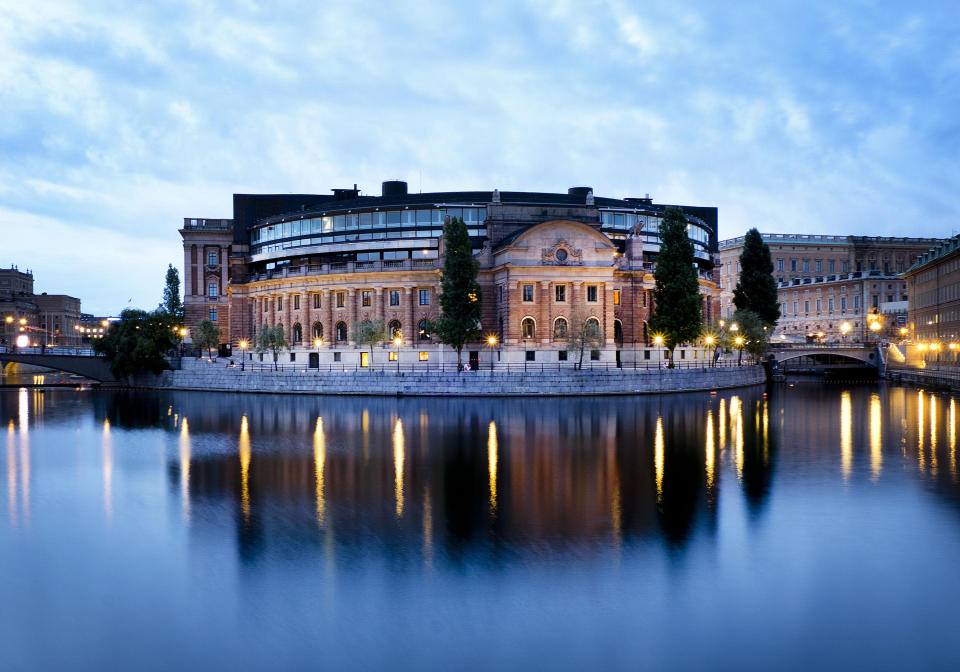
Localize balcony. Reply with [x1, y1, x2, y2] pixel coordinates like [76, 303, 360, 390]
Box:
[249, 258, 441, 281]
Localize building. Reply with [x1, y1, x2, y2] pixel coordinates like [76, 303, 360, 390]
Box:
[904, 235, 960, 351]
[1, 266, 83, 348]
[717, 234, 942, 341]
[180, 182, 720, 367]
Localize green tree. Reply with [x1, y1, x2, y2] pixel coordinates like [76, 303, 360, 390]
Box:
[648, 206, 703, 367]
[158, 264, 184, 322]
[563, 306, 604, 370]
[254, 324, 288, 370]
[733, 228, 780, 326]
[94, 308, 175, 378]
[436, 216, 482, 368]
[730, 309, 770, 364]
[351, 319, 386, 370]
[193, 318, 222, 359]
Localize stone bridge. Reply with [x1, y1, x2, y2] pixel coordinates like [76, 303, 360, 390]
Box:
[766, 344, 883, 373]
[0, 349, 117, 383]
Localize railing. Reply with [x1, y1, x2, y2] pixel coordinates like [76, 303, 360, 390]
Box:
[0, 346, 100, 356]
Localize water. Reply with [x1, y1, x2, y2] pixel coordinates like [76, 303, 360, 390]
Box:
[2, 384, 959, 670]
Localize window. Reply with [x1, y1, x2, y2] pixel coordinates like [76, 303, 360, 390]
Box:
[208, 283, 218, 298]
[209, 308, 217, 321]
[803, 260, 810, 272]
[841, 297, 847, 310]
[585, 318, 601, 339]
[828, 299, 834, 311]
[523, 284, 534, 302]
[208, 251, 217, 265]
[816, 299, 821, 312]
[644, 350, 651, 360]
[334, 352, 341, 362]
[554, 317, 568, 339]
[587, 286, 598, 302]
[590, 350, 600, 361]
[842, 262, 848, 272]
[816, 260, 822, 272]
[418, 319, 432, 341]
[263, 300, 268, 312]
[313, 294, 321, 309]
[804, 300, 810, 313]
[521, 317, 536, 339]
[854, 296, 860, 310]
[336, 321, 347, 342]
[419, 289, 430, 306]
[555, 285, 566, 302]
[829, 260, 835, 273]
[389, 320, 401, 339]
[558, 350, 568, 361]
[276, 297, 282, 311]
[362, 291, 372, 307]
[389, 351, 398, 361]
[777, 259, 784, 271]
[389, 290, 400, 306]
[791, 260, 798, 271]
[525, 350, 536, 362]
[290, 353, 296, 362]
[336, 292, 345, 308]
[613, 290, 620, 305]
[419, 351, 429, 361]
[292, 323, 302, 343]
[294, 295, 300, 310]
[360, 352, 369, 368]
[312, 322, 323, 340]
[614, 320, 623, 344]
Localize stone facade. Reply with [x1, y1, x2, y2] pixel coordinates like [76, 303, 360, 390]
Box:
[180, 218, 233, 344]
[905, 236, 960, 347]
[1, 266, 82, 347]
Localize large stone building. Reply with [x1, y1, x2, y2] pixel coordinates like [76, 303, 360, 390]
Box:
[717, 233, 942, 341]
[1, 266, 82, 348]
[180, 182, 720, 367]
[904, 236, 960, 349]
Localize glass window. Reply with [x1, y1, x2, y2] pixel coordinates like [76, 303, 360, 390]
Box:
[521, 318, 535, 339]
[419, 289, 430, 305]
[402, 211, 417, 227]
[418, 320, 432, 341]
[358, 213, 372, 229]
[555, 285, 566, 302]
[362, 291, 371, 307]
[587, 286, 598, 302]
[276, 297, 282, 310]
[332, 215, 344, 231]
[208, 252, 217, 265]
[208, 283, 218, 298]
[294, 295, 300, 310]
[336, 292, 345, 308]
[209, 308, 217, 321]
[613, 290, 620, 305]
[416, 210, 431, 225]
[313, 294, 321, 309]
[777, 259, 784, 271]
[336, 322, 347, 342]
[419, 351, 429, 361]
[525, 350, 536, 361]
[390, 290, 400, 306]
[523, 285, 533, 302]
[554, 317, 568, 339]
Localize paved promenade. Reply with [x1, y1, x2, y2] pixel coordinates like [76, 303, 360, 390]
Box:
[145, 357, 766, 397]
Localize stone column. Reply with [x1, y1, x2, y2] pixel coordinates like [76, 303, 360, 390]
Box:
[302, 291, 311, 343]
[375, 287, 386, 326]
[322, 289, 333, 345]
[604, 284, 615, 346]
[403, 287, 414, 345]
[539, 281, 550, 343]
[220, 246, 228, 296]
[284, 291, 293, 343]
[348, 289, 358, 343]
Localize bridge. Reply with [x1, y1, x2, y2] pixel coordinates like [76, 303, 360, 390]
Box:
[0, 347, 117, 383]
[765, 344, 884, 376]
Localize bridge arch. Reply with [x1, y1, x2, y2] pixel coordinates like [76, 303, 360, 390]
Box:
[0, 353, 117, 382]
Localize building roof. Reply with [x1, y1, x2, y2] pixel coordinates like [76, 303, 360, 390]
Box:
[904, 235, 960, 273]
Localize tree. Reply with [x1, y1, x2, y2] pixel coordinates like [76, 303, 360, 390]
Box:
[733, 228, 780, 326]
[648, 206, 703, 367]
[158, 264, 184, 322]
[193, 319, 222, 359]
[254, 324, 288, 370]
[730, 309, 770, 364]
[564, 306, 604, 370]
[351, 319, 386, 370]
[93, 308, 175, 378]
[436, 216, 482, 368]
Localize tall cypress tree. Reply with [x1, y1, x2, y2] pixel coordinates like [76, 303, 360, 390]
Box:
[159, 264, 184, 322]
[436, 216, 482, 367]
[733, 228, 780, 326]
[648, 206, 703, 367]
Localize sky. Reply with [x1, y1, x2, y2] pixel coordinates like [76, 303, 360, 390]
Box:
[1, 0, 958, 315]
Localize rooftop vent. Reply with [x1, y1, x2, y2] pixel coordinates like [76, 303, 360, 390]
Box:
[382, 180, 408, 198]
[567, 186, 593, 201]
[332, 184, 360, 200]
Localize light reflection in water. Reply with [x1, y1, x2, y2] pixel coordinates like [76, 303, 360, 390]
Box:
[239, 415, 251, 522]
[393, 418, 404, 518]
[422, 485, 433, 569]
[918, 391, 925, 472]
[950, 399, 957, 480]
[102, 419, 112, 522]
[732, 396, 743, 480]
[705, 409, 715, 490]
[362, 409, 370, 462]
[718, 397, 726, 452]
[840, 391, 852, 480]
[654, 416, 664, 505]
[930, 395, 938, 476]
[487, 421, 497, 518]
[18, 389, 29, 521]
[314, 417, 326, 528]
[870, 394, 882, 481]
[6, 420, 16, 526]
[179, 418, 190, 522]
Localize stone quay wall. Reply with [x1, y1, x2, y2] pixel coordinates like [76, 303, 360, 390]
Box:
[146, 358, 766, 397]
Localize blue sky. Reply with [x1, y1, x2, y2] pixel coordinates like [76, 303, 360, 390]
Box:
[1, 0, 958, 314]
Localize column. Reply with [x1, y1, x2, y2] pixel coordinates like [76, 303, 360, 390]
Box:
[303, 291, 312, 343]
[539, 281, 550, 344]
[220, 245, 228, 296]
[604, 283, 615, 346]
[322, 289, 333, 345]
[284, 291, 293, 342]
[403, 287, 414, 345]
[348, 289, 358, 343]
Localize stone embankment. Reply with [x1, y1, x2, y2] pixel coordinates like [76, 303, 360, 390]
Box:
[146, 358, 765, 397]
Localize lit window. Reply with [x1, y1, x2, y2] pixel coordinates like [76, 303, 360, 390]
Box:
[419, 289, 430, 306]
[362, 291, 372, 307]
[336, 292, 345, 308]
[613, 289, 620, 305]
[555, 285, 566, 302]
[209, 308, 217, 321]
[208, 283, 218, 298]
[389, 351, 398, 361]
[419, 351, 429, 361]
[208, 252, 217, 265]
[389, 290, 400, 306]
[523, 284, 533, 302]
[587, 286, 598, 302]
[313, 294, 321, 309]
[521, 317, 535, 339]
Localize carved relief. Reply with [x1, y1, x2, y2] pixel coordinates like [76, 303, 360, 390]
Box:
[541, 240, 582, 266]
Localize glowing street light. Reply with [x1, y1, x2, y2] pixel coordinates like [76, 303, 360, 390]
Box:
[704, 335, 715, 346]
[239, 339, 248, 371]
[314, 337, 323, 373]
[735, 335, 745, 365]
[4, 316, 12, 324]
[840, 321, 851, 343]
[486, 334, 498, 371]
[393, 334, 402, 372]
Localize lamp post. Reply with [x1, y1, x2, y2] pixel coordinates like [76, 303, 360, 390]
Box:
[735, 335, 745, 365]
[653, 334, 664, 368]
[840, 321, 851, 343]
[704, 334, 715, 367]
[393, 335, 402, 373]
[487, 335, 497, 371]
[314, 337, 323, 373]
[239, 340, 248, 371]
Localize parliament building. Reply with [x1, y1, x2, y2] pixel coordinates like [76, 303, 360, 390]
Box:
[180, 182, 720, 367]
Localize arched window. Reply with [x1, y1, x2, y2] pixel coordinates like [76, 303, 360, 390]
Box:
[521, 317, 536, 340]
[292, 323, 302, 343]
[336, 321, 347, 342]
[554, 317, 568, 339]
[418, 319, 432, 342]
[312, 321, 323, 341]
[389, 320, 402, 339]
[614, 319, 623, 345]
[585, 318, 601, 340]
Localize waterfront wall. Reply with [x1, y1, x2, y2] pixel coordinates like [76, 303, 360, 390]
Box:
[147, 358, 765, 397]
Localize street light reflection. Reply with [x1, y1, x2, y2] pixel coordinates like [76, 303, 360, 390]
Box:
[870, 394, 882, 481]
[314, 417, 326, 528]
[393, 418, 404, 518]
[841, 392, 852, 480]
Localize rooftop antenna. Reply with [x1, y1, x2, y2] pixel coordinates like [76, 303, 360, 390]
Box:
[419, 169, 422, 194]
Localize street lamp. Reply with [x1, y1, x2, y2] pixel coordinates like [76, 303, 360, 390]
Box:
[314, 337, 323, 373]
[239, 340, 248, 371]
[735, 335, 745, 365]
[653, 334, 664, 368]
[704, 334, 716, 367]
[840, 321, 851, 343]
[487, 334, 497, 371]
[393, 334, 402, 372]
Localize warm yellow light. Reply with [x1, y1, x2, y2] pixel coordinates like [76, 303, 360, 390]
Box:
[16, 335, 28, 348]
[950, 343, 958, 350]
[917, 343, 927, 351]
[899, 327, 908, 335]
[179, 328, 187, 336]
[705, 335, 715, 345]
[653, 335, 664, 345]
[314, 338, 323, 348]
[487, 335, 497, 346]
[718, 320, 725, 328]
[101, 320, 109, 327]
[840, 322, 851, 334]
[817, 331, 825, 338]
[4, 316, 12, 323]
[18, 318, 26, 325]
[730, 323, 739, 331]
[930, 343, 940, 351]
[735, 336, 744, 346]
[869, 321, 882, 331]
[239, 340, 248, 350]
[393, 336, 402, 347]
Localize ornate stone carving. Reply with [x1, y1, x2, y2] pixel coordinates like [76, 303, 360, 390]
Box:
[541, 240, 582, 266]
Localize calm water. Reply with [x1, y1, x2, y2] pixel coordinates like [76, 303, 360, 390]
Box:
[2, 384, 960, 670]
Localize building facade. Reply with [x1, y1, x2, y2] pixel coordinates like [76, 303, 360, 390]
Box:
[1, 266, 83, 348]
[181, 183, 720, 367]
[718, 234, 942, 342]
[905, 236, 960, 347]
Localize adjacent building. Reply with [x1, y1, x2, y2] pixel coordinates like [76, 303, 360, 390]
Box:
[180, 182, 720, 367]
[718, 234, 942, 342]
[1, 266, 83, 347]
[904, 235, 960, 347]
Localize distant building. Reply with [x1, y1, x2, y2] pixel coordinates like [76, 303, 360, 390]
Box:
[904, 236, 960, 348]
[718, 234, 942, 341]
[180, 182, 721, 367]
[1, 266, 82, 347]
